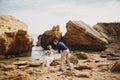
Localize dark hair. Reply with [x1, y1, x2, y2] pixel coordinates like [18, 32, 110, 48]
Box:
[53, 39, 58, 43]
[53, 37, 59, 42]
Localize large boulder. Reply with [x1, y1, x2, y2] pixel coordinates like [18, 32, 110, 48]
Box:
[93, 23, 120, 42]
[63, 20, 108, 51]
[36, 34, 42, 46]
[0, 15, 33, 56]
[40, 25, 62, 49]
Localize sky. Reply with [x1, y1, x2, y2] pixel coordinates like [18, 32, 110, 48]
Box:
[0, 0, 120, 34]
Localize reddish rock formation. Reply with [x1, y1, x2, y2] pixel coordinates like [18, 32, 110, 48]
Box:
[0, 15, 33, 56]
[63, 20, 108, 51]
[40, 25, 62, 49]
[36, 34, 42, 46]
[93, 23, 120, 42]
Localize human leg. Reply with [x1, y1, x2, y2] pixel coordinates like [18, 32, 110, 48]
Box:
[66, 52, 71, 69]
[60, 52, 66, 70]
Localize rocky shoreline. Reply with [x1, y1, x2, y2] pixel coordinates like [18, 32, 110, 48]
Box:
[37, 20, 120, 51]
[0, 45, 120, 80]
[0, 15, 120, 80]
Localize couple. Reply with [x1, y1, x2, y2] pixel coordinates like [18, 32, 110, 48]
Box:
[44, 38, 72, 71]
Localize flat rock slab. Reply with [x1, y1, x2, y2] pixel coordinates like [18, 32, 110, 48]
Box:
[96, 62, 110, 67]
[61, 71, 76, 76]
[73, 52, 89, 59]
[100, 54, 107, 58]
[13, 61, 28, 66]
[107, 57, 120, 60]
[74, 63, 95, 70]
[3, 65, 17, 71]
[17, 65, 29, 69]
[75, 71, 91, 78]
[28, 61, 43, 67]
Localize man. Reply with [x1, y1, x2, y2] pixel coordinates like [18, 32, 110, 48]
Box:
[53, 39, 71, 71]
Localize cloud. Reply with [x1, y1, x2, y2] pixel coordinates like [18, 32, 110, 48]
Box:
[0, 0, 120, 34]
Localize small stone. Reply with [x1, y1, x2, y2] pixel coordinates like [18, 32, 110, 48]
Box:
[50, 59, 60, 66]
[29, 61, 42, 67]
[73, 52, 89, 59]
[46, 76, 50, 79]
[96, 62, 110, 67]
[100, 54, 107, 58]
[75, 72, 91, 78]
[99, 66, 110, 72]
[95, 60, 104, 63]
[69, 55, 78, 64]
[0, 63, 5, 68]
[74, 64, 94, 70]
[107, 57, 120, 60]
[26, 68, 34, 74]
[3, 65, 17, 71]
[61, 71, 75, 76]
[17, 65, 28, 69]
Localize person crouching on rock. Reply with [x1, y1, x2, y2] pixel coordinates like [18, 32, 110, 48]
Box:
[53, 38, 72, 71]
[43, 45, 54, 67]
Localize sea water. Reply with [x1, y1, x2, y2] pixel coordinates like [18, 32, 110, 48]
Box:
[31, 46, 61, 66]
[30, 34, 61, 66]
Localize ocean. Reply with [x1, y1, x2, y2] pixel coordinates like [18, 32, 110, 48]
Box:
[30, 34, 60, 65]
[30, 34, 39, 45]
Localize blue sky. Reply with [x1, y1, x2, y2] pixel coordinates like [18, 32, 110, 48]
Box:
[0, 0, 120, 34]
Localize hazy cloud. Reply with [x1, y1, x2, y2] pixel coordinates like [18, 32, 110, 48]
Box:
[0, 0, 120, 34]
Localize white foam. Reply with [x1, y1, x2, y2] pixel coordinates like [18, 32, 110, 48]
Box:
[31, 46, 61, 66]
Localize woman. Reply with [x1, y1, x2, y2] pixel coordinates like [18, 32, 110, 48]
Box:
[43, 45, 54, 67]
